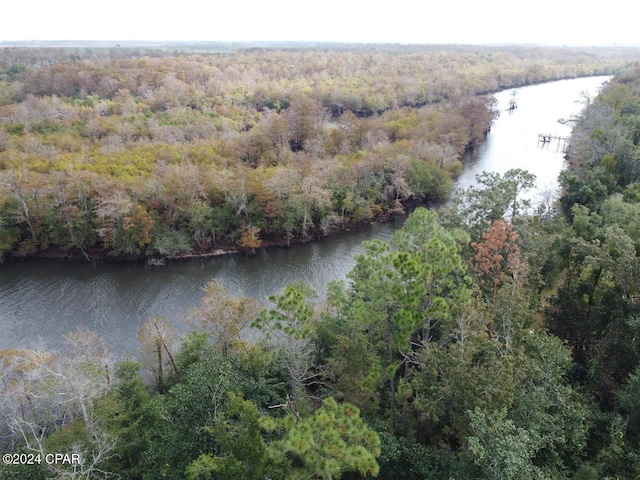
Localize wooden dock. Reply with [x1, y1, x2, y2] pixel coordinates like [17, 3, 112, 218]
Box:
[538, 134, 566, 142]
[538, 134, 568, 142]
[538, 134, 568, 151]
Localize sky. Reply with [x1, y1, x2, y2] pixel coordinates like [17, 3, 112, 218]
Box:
[2, 0, 638, 46]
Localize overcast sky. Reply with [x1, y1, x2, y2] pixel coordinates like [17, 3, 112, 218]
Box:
[3, 0, 637, 46]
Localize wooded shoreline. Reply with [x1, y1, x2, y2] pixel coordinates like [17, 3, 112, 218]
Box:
[2, 45, 635, 264]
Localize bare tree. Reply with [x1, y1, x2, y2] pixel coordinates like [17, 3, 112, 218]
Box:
[0, 327, 118, 479]
[137, 316, 180, 388]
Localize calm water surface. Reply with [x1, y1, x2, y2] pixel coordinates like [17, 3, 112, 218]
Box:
[458, 76, 608, 200]
[0, 76, 610, 354]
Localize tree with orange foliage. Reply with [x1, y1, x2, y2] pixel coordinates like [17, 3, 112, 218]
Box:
[471, 219, 525, 305]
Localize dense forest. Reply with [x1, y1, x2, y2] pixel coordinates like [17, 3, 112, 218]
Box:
[3, 46, 640, 479]
[0, 45, 636, 261]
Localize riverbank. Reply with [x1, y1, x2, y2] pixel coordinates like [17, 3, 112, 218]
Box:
[3, 75, 611, 266]
[10, 199, 419, 264]
[3, 45, 633, 265]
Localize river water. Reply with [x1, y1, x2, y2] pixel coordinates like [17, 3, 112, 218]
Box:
[0, 76, 610, 354]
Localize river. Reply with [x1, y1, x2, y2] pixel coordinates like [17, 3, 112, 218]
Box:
[0, 75, 610, 354]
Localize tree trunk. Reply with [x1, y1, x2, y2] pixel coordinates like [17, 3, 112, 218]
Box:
[288, 338, 300, 422]
[153, 319, 181, 382]
[390, 376, 396, 433]
[386, 317, 396, 432]
[15, 189, 37, 241]
[403, 400, 408, 438]
[156, 343, 163, 388]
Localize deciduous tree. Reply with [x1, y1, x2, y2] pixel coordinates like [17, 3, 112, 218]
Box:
[184, 278, 258, 356]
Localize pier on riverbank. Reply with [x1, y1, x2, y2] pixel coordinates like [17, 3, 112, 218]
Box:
[538, 133, 568, 151]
